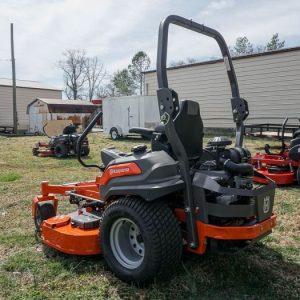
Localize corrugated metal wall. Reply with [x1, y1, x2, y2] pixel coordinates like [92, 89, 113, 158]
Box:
[0, 86, 62, 130]
[144, 48, 300, 128]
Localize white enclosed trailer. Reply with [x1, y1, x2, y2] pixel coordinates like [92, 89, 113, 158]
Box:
[103, 96, 160, 139]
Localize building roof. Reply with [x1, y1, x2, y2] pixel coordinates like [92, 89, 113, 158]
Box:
[144, 46, 300, 74]
[0, 78, 62, 91]
[27, 98, 97, 114]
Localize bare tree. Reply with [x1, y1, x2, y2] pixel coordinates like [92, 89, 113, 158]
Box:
[84, 56, 106, 101]
[59, 49, 87, 99]
[96, 82, 116, 98]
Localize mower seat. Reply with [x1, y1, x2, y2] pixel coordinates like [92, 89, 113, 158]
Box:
[293, 129, 300, 139]
[290, 137, 300, 148]
[289, 137, 300, 161]
[173, 100, 203, 160]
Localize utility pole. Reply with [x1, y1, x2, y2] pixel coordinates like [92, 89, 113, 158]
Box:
[11, 23, 17, 134]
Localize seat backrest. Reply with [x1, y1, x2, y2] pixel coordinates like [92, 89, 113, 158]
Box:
[290, 137, 300, 148]
[293, 129, 300, 139]
[173, 100, 203, 160]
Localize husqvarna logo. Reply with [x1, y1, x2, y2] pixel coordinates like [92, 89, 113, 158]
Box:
[109, 167, 130, 176]
[263, 196, 270, 213]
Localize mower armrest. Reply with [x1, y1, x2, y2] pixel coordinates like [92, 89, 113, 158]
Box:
[129, 127, 154, 139]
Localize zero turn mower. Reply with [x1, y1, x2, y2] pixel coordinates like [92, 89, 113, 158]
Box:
[32, 15, 277, 284]
[32, 124, 90, 158]
[252, 118, 300, 185]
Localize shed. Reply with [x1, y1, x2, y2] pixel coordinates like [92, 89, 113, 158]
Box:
[0, 78, 62, 132]
[27, 98, 98, 134]
[144, 46, 300, 130]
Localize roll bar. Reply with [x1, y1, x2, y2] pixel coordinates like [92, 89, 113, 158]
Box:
[156, 15, 248, 147]
[281, 117, 289, 150]
[76, 110, 103, 170]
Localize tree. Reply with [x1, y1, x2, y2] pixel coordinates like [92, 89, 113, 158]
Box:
[96, 83, 116, 98]
[266, 33, 285, 51]
[169, 57, 199, 67]
[59, 49, 87, 99]
[231, 36, 254, 56]
[112, 69, 136, 96]
[169, 60, 186, 67]
[84, 56, 106, 101]
[128, 51, 151, 95]
[186, 57, 197, 64]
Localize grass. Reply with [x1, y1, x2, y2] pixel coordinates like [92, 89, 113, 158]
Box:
[0, 133, 299, 299]
[0, 172, 22, 182]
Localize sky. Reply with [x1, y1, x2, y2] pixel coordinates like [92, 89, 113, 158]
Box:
[0, 0, 300, 89]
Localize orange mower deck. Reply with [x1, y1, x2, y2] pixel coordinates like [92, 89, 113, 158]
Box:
[33, 180, 277, 256]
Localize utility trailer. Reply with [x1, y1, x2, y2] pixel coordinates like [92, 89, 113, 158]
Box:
[245, 121, 300, 138]
[102, 96, 160, 139]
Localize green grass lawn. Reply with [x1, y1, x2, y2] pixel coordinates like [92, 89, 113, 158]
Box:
[0, 133, 299, 300]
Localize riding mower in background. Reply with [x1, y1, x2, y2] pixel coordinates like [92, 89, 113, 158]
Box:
[32, 123, 90, 158]
[32, 15, 277, 284]
[252, 118, 300, 185]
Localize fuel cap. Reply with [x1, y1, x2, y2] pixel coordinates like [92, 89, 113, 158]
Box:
[132, 144, 147, 154]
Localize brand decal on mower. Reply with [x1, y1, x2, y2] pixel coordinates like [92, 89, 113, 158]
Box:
[109, 167, 130, 175]
[263, 196, 271, 213]
[99, 163, 142, 185]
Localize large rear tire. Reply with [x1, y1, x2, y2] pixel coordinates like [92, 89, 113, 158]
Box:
[81, 147, 90, 157]
[100, 197, 182, 284]
[297, 167, 300, 185]
[54, 143, 68, 158]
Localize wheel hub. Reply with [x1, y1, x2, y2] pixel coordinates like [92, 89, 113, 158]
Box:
[110, 218, 144, 269]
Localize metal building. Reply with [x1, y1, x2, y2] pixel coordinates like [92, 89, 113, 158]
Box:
[144, 47, 300, 129]
[27, 98, 98, 134]
[0, 78, 62, 132]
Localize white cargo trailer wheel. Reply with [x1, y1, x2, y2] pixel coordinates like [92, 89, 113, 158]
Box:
[110, 127, 120, 140]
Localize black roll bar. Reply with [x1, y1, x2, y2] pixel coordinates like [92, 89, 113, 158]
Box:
[76, 110, 103, 170]
[157, 15, 239, 97]
[156, 15, 250, 248]
[156, 15, 248, 147]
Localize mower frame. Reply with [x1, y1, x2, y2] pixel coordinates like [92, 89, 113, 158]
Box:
[32, 15, 277, 283]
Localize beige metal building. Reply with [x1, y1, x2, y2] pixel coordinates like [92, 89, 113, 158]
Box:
[0, 78, 62, 131]
[144, 47, 300, 129]
[27, 98, 98, 134]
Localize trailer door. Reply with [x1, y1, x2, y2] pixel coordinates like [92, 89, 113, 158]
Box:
[127, 97, 140, 129]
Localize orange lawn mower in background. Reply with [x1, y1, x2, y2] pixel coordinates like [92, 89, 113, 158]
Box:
[32, 15, 277, 284]
[252, 118, 300, 185]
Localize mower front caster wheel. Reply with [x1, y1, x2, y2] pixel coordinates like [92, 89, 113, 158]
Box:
[100, 197, 182, 284]
[34, 201, 56, 232]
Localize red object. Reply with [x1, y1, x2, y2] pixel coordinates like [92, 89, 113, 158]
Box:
[251, 151, 300, 185]
[91, 99, 102, 105]
[99, 163, 142, 185]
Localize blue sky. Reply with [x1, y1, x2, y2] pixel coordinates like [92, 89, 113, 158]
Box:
[0, 0, 300, 89]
